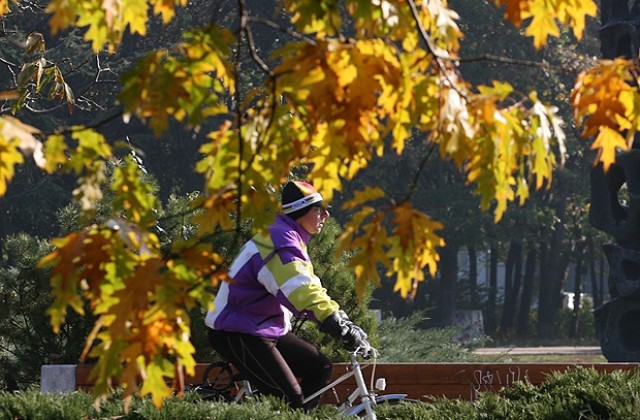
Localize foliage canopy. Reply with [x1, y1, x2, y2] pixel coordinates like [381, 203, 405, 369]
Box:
[1, 0, 624, 406]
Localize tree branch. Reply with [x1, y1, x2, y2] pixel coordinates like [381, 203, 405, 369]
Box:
[245, 16, 317, 46]
[455, 53, 576, 73]
[403, 140, 437, 204]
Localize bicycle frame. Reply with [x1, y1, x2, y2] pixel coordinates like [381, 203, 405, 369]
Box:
[232, 379, 255, 402]
[302, 348, 407, 420]
[203, 347, 407, 419]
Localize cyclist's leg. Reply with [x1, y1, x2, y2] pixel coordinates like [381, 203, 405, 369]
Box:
[276, 332, 333, 410]
[207, 328, 305, 408]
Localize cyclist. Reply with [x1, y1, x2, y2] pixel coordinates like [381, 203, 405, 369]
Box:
[205, 180, 370, 411]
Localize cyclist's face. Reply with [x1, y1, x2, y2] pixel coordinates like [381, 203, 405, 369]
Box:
[297, 205, 330, 234]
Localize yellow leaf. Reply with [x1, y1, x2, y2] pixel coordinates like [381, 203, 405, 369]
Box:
[341, 186, 386, 210]
[46, 0, 81, 35]
[43, 134, 69, 174]
[111, 156, 160, 226]
[153, 0, 188, 23]
[495, 0, 597, 49]
[286, 0, 341, 38]
[591, 126, 629, 172]
[571, 59, 637, 156]
[38, 231, 88, 332]
[327, 49, 358, 87]
[0, 117, 36, 195]
[139, 359, 172, 407]
[0, 0, 10, 15]
[524, 1, 560, 49]
[123, 0, 149, 36]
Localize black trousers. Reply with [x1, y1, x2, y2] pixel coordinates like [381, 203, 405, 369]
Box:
[207, 328, 333, 409]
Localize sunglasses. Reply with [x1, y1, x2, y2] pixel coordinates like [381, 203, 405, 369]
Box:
[310, 203, 330, 214]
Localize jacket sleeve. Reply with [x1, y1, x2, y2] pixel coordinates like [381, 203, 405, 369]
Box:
[258, 247, 340, 324]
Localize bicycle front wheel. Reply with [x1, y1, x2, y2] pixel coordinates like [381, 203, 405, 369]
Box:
[192, 361, 236, 401]
[202, 361, 235, 391]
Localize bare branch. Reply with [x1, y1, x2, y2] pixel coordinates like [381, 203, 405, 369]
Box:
[246, 15, 317, 46]
[402, 140, 438, 204]
[455, 53, 576, 74]
[244, 23, 272, 76]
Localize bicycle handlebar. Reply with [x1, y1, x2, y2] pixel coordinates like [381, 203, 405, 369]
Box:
[353, 343, 378, 359]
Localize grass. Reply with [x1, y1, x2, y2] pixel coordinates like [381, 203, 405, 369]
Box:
[473, 353, 608, 364]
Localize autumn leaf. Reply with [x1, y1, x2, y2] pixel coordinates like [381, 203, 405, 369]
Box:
[388, 203, 445, 297]
[341, 186, 386, 210]
[42, 134, 69, 174]
[571, 58, 638, 170]
[152, 0, 188, 23]
[591, 126, 630, 172]
[0, 0, 11, 15]
[285, 0, 341, 38]
[524, 0, 560, 48]
[38, 231, 88, 332]
[494, 0, 597, 49]
[120, 25, 233, 135]
[139, 357, 174, 407]
[344, 215, 390, 297]
[0, 116, 44, 195]
[123, 0, 149, 36]
[111, 156, 160, 226]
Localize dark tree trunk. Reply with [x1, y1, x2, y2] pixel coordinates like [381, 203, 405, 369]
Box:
[468, 246, 479, 307]
[599, 251, 607, 306]
[588, 237, 603, 308]
[537, 180, 569, 339]
[500, 241, 522, 334]
[517, 245, 536, 335]
[435, 245, 459, 326]
[484, 244, 498, 335]
[570, 243, 585, 338]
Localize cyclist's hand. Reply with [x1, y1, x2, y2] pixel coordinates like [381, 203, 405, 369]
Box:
[342, 323, 368, 352]
[320, 310, 369, 352]
[357, 339, 374, 359]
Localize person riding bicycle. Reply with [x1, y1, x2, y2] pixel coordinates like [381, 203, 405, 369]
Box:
[205, 180, 370, 411]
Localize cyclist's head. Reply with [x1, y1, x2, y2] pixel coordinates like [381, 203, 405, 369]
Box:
[281, 181, 324, 219]
[281, 181, 330, 234]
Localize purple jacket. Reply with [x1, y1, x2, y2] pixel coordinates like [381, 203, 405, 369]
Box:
[204, 214, 340, 338]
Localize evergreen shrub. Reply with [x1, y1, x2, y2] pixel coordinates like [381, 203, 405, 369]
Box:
[3, 366, 640, 419]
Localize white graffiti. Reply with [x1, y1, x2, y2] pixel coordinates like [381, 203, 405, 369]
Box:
[470, 366, 527, 400]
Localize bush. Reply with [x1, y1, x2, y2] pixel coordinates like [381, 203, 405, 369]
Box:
[4, 366, 640, 419]
[376, 312, 486, 362]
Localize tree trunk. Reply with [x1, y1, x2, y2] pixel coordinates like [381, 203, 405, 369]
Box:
[468, 246, 479, 307]
[599, 250, 606, 306]
[435, 244, 459, 327]
[517, 245, 536, 335]
[500, 241, 522, 334]
[537, 179, 570, 339]
[484, 244, 498, 335]
[570, 243, 585, 338]
[588, 236, 603, 308]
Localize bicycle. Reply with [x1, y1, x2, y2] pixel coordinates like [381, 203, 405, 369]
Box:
[194, 345, 409, 419]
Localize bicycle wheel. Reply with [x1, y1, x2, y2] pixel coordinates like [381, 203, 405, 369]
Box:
[190, 361, 236, 401]
[202, 361, 235, 391]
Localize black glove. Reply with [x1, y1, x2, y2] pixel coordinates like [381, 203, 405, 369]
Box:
[320, 310, 369, 352]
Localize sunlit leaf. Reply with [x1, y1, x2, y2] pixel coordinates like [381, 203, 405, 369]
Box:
[25, 31, 45, 54]
[494, 0, 597, 49]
